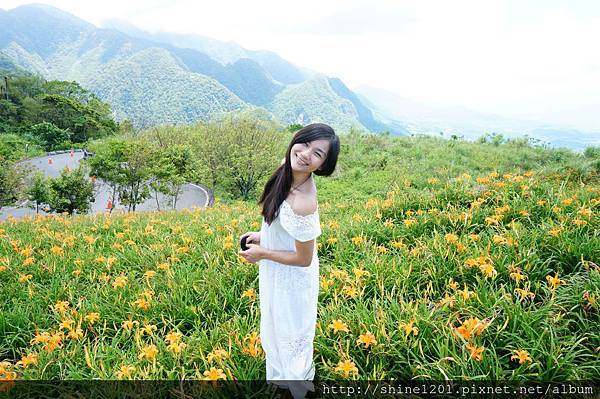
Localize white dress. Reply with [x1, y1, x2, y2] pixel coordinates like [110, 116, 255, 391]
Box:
[258, 199, 322, 399]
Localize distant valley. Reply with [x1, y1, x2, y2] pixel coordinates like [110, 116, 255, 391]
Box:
[354, 86, 600, 151]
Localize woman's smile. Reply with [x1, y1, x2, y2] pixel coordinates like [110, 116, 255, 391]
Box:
[295, 153, 309, 167]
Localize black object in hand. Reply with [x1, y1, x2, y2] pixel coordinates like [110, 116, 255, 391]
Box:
[240, 236, 249, 251]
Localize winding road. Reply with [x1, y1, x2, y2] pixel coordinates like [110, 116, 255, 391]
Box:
[0, 150, 213, 221]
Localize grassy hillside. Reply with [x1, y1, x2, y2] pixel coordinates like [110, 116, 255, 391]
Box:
[0, 133, 598, 384]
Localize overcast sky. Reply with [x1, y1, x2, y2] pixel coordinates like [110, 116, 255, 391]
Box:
[4, 0, 600, 130]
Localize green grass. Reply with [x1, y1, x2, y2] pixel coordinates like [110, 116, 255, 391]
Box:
[0, 134, 598, 381]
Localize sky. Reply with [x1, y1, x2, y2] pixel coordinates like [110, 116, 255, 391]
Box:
[3, 0, 600, 130]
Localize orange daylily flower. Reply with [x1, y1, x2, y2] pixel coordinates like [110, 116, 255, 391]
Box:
[16, 353, 38, 368]
[465, 343, 484, 361]
[203, 367, 226, 380]
[546, 273, 565, 290]
[356, 331, 377, 348]
[329, 320, 350, 334]
[116, 365, 136, 379]
[138, 344, 159, 361]
[334, 359, 359, 377]
[511, 350, 532, 364]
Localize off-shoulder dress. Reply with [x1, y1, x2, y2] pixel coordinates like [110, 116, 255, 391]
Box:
[258, 199, 322, 398]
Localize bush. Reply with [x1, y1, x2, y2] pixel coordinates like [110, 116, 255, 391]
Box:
[478, 132, 505, 146]
[26, 171, 50, 213]
[30, 122, 72, 151]
[47, 166, 95, 215]
[0, 133, 43, 162]
[584, 146, 600, 159]
[0, 155, 24, 209]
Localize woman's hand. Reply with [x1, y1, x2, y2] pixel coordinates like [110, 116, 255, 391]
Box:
[239, 243, 268, 264]
[240, 231, 260, 245]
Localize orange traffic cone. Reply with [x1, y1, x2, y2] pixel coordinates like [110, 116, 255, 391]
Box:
[48, 158, 53, 165]
[107, 197, 113, 210]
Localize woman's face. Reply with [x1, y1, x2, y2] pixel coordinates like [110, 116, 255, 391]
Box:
[290, 139, 331, 173]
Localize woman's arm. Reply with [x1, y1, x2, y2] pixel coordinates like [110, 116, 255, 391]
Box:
[264, 239, 314, 267]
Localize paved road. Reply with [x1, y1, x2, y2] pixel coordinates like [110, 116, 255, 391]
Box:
[0, 150, 213, 221]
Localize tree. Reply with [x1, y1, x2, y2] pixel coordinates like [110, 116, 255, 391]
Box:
[116, 144, 153, 212]
[150, 144, 193, 210]
[288, 123, 304, 133]
[0, 134, 41, 162]
[0, 99, 18, 132]
[198, 113, 282, 199]
[84, 139, 124, 213]
[29, 122, 72, 151]
[39, 94, 117, 143]
[27, 171, 50, 213]
[0, 72, 119, 158]
[44, 80, 96, 105]
[85, 138, 154, 212]
[0, 156, 23, 210]
[193, 121, 229, 189]
[117, 119, 135, 136]
[47, 166, 95, 215]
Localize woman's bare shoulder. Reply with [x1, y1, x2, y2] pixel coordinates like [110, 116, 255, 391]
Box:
[287, 192, 318, 216]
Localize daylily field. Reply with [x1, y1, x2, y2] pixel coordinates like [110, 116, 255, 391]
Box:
[1, 134, 599, 384]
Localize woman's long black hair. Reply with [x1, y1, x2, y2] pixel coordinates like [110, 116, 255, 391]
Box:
[259, 123, 340, 224]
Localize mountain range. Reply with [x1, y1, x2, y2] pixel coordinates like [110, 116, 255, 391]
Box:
[1, 4, 598, 150]
[0, 4, 404, 134]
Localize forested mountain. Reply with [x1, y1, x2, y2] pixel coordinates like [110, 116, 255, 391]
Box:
[88, 48, 248, 126]
[0, 51, 28, 73]
[271, 75, 365, 132]
[101, 19, 312, 85]
[0, 4, 401, 133]
[171, 49, 283, 106]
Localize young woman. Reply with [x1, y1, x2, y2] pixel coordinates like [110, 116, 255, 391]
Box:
[239, 123, 339, 399]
